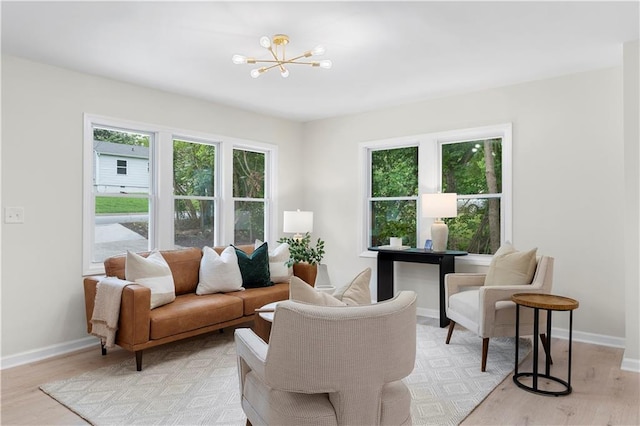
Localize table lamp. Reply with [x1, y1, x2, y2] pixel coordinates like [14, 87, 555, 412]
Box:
[422, 193, 457, 252]
[283, 209, 313, 240]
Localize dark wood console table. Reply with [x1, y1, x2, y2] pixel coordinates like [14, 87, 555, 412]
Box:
[369, 247, 468, 328]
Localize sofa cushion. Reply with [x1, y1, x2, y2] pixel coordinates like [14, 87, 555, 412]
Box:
[290, 276, 346, 306]
[235, 242, 273, 288]
[256, 240, 293, 283]
[125, 250, 175, 309]
[104, 247, 202, 295]
[196, 246, 244, 294]
[149, 293, 244, 340]
[485, 242, 537, 286]
[228, 283, 290, 316]
[332, 268, 372, 305]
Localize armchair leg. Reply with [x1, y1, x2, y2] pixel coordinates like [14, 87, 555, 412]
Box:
[539, 333, 553, 365]
[446, 320, 456, 344]
[101, 343, 107, 356]
[481, 338, 489, 372]
[135, 351, 143, 371]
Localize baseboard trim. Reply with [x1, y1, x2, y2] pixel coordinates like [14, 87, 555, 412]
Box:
[621, 357, 640, 372]
[417, 309, 639, 372]
[550, 326, 626, 348]
[1, 336, 99, 370]
[3, 317, 638, 373]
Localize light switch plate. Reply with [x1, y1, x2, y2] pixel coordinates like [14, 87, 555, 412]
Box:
[5, 207, 24, 224]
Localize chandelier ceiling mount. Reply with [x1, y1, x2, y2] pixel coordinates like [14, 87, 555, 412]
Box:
[232, 34, 332, 79]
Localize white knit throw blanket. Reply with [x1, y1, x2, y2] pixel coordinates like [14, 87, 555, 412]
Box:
[90, 277, 133, 348]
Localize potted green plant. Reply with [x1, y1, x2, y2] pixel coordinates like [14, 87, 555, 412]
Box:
[277, 232, 325, 285]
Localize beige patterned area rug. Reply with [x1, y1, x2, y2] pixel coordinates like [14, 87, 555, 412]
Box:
[40, 319, 530, 425]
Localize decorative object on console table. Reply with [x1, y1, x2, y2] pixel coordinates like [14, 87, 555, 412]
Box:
[279, 210, 325, 286]
[422, 193, 458, 252]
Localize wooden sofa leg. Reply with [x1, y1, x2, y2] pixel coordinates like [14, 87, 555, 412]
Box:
[446, 320, 456, 344]
[539, 333, 553, 365]
[135, 351, 143, 371]
[481, 338, 489, 372]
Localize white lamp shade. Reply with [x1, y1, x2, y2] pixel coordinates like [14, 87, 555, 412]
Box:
[283, 210, 314, 233]
[422, 193, 458, 218]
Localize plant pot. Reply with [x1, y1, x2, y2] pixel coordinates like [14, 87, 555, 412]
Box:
[293, 263, 317, 287]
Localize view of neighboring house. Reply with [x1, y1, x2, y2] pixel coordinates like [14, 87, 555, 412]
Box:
[93, 141, 149, 194]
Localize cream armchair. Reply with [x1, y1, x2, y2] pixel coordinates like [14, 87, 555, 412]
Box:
[445, 256, 554, 372]
[234, 291, 417, 426]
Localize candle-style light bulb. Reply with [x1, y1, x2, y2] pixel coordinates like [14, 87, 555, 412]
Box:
[232, 54, 247, 65]
[259, 36, 271, 49]
[311, 45, 326, 56]
[281, 68, 290, 78]
[250, 69, 261, 78]
[319, 60, 332, 69]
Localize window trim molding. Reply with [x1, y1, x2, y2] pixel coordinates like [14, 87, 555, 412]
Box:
[359, 123, 512, 258]
[83, 113, 279, 276]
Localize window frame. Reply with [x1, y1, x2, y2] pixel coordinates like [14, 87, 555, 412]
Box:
[83, 114, 278, 275]
[116, 159, 128, 175]
[229, 143, 274, 245]
[359, 123, 512, 264]
[171, 135, 221, 249]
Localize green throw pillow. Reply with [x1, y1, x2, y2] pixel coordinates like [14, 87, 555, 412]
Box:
[234, 242, 273, 288]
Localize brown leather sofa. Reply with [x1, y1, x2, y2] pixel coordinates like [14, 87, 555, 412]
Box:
[83, 245, 291, 371]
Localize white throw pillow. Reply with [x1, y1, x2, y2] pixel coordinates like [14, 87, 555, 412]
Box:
[196, 246, 244, 295]
[484, 242, 538, 286]
[255, 239, 293, 283]
[332, 268, 372, 305]
[289, 276, 346, 306]
[125, 250, 176, 309]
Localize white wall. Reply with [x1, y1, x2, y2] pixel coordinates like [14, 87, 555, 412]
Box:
[623, 40, 640, 371]
[2, 54, 636, 368]
[1, 55, 303, 359]
[303, 67, 627, 341]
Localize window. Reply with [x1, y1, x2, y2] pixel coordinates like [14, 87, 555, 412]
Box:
[173, 138, 217, 248]
[83, 114, 277, 275]
[233, 148, 267, 245]
[369, 146, 418, 247]
[89, 126, 153, 264]
[442, 139, 503, 254]
[361, 124, 511, 257]
[116, 159, 127, 175]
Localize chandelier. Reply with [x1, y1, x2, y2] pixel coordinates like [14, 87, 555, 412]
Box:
[232, 34, 332, 78]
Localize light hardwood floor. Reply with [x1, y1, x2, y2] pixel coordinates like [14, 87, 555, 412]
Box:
[1, 327, 639, 425]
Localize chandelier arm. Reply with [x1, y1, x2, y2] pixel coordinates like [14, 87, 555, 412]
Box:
[283, 53, 309, 63]
[261, 62, 287, 72]
[267, 47, 287, 74]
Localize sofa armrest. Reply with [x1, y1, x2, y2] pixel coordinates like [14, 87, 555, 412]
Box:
[445, 273, 486, 298]
[235, 328, 268, 395]
[84, 276, 151, 347]
[117, 284, 151, 347]
[478, 284, 545, 336]
[83, 276, 103, 333]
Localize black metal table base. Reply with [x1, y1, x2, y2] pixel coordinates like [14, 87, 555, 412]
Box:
[514, 304, 574, 397]
[513, 372, 571, 396]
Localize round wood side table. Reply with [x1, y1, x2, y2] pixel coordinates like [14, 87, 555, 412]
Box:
[512, 293, 579, 396]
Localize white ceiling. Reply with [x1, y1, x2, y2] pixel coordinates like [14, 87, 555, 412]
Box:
[2, 1, 638, 122]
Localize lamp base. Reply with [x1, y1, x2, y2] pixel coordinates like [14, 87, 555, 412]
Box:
[431, 221, 449, 252]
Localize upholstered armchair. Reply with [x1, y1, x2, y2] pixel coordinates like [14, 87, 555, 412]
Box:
[445, 254, 554, 372]
[234, 291, 417, 426]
